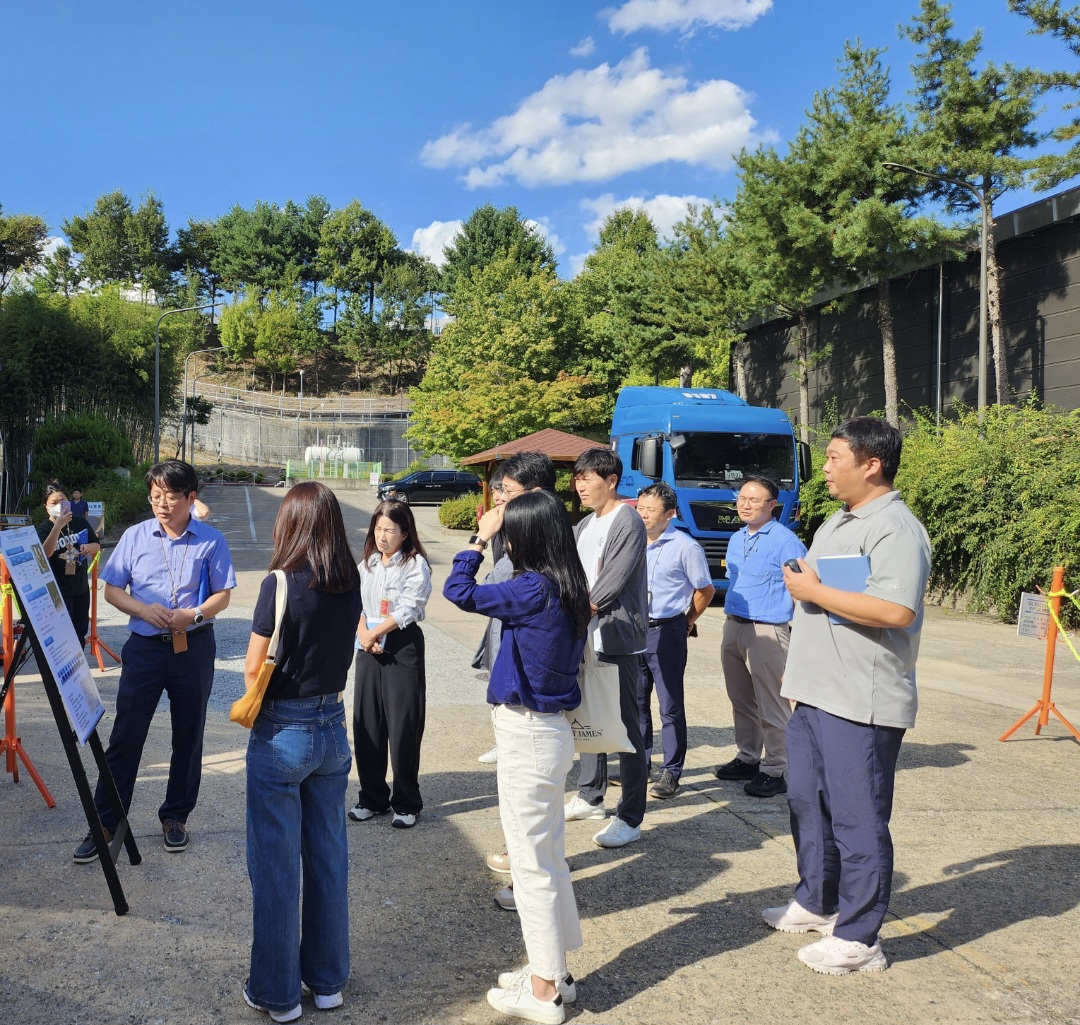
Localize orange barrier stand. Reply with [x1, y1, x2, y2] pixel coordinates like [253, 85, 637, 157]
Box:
[0, 557, 56, 806]
[87, 557, 120, 672]
[1000, 565, 1080, 743]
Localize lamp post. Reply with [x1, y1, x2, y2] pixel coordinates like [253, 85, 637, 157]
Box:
[154, 302, 220, 462]
[182, 346, 226, 463]
[299, 369, 305, 408]
[882, 162, 989, 414]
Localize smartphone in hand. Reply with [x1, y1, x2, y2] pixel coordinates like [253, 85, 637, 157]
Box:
[60, 500, 72, 515]
[784, 558, 802, 572]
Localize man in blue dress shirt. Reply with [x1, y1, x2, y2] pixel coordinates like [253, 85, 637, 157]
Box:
[716, 474, 806, 798]
[73, 460, 236, 863]
[635, 482, 714, 800]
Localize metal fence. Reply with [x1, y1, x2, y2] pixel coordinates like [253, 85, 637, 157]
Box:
[190, 404, 447, 474]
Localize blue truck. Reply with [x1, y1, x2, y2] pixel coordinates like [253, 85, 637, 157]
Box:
[609, 386, 811, 591]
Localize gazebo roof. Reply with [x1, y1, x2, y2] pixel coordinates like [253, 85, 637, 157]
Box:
[460, 429, 604, 467]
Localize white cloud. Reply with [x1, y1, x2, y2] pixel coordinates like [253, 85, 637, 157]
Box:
[604, 0, 772, 35]
[524, 217, 566, 258]
[410, 219, 463, 268]
[419, 48, 765, 188]
[570, 36, 596, 57]
[580, 192, 712, 242]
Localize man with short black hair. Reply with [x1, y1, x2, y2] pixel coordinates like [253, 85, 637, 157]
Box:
[73, 460, 236, 863]
[762, 417, 930, 975]
[635, 482, 713, 799]
[715, 473, 806, 799]
[565, 447, 649, 848]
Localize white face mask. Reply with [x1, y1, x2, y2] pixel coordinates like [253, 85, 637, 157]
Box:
[47, 503, 63, 518]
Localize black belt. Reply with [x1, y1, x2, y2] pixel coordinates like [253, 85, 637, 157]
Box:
[147, 622, 214, 643]
[648, 614, 685, 628]
[727, 614, 785, 627]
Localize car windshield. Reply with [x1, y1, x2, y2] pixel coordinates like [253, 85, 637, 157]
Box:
[672, 432, 794, 489]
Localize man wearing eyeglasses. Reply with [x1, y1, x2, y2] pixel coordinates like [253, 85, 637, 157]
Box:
[73, 460, 236, 864]
[715, 474, 806, 799]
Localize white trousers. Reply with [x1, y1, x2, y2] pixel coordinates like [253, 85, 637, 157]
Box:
[492, 703, 583, 981]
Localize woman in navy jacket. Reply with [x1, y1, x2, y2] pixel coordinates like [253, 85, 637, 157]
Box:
[444, 489, 590, 1025]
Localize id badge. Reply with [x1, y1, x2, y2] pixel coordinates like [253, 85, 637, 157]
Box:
[172, 630, 188, 654]
[379, 597, 390, 617]
[65, 561, 77, 575]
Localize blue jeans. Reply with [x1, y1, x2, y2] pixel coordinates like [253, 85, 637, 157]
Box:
[246, 695, 352, 1013]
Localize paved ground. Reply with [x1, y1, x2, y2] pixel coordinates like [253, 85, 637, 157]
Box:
[2, 484, 1079, 1025]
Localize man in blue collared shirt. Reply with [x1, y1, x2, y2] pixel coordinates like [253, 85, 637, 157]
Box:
[716, 474, 806, 799]
[636, 482, 714, 800]
[73, 460, 236, 863]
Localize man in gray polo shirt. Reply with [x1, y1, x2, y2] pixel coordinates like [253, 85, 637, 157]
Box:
[761, 417, 931, 976]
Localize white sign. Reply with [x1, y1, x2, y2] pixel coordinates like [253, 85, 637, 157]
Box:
[369, 472, 380, 487]
[86, 501, 105, 536]
[0, 526, 104, 745]
[1017, 592, 1051, 640]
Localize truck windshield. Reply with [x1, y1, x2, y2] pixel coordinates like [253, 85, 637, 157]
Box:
[673, 433, 795, 488]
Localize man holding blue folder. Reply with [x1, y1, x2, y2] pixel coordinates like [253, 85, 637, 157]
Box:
[74, 460, 236, 863]
[762, 417, 930, 977]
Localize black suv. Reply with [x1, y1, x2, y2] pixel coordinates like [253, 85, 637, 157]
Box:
[378, 469, 482, 505]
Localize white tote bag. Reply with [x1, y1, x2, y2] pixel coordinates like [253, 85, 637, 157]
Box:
[565, 638, 634, 754]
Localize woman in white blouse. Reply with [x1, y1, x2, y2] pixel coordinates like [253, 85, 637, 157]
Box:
[348, 500, 432, 828]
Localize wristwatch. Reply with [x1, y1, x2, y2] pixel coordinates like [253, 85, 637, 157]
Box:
[468, 534, 488, 549]
[192, 608, 205, 625]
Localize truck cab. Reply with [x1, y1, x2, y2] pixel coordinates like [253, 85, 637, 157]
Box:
[609, 387, 811, 591]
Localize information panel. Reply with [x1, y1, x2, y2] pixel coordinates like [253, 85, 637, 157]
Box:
[0, 525, 104, 744]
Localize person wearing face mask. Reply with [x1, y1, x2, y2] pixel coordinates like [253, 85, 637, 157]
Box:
[36, 482, 101, 647]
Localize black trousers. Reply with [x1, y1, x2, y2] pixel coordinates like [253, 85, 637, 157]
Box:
[352, 623, 426, 815]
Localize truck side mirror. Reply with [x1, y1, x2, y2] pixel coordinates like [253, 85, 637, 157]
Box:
[798, 442, 812, 486]
[640, 437, 662, 479]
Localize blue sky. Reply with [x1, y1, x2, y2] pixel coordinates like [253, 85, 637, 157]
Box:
[0, 1, 1072, 278]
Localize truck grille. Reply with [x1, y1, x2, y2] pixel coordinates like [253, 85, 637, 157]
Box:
[687, 501, 741, 532]
[699, 537, 729, 581]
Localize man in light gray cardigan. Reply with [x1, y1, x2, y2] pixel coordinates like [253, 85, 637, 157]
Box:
[566, 447, 649, 848]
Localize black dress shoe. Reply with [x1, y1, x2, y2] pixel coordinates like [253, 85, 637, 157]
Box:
[649, 770, 680, 799]
[713, 757, 760, 781]
[744, 772, 787, 798]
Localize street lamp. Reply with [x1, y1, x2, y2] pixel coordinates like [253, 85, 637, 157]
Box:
[182, 346, 226, 463]
[154, 302, 220, 462]
[299, 369, 305, 408]
[882, 162, 989, 414]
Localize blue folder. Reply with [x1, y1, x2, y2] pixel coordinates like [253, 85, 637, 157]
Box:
[817, 554, 871, 625]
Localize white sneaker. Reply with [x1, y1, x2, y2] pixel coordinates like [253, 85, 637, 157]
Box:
[497, 965, 576, 1004]
[243, 986, 302, 1022]
[494, 885, 517, 912]
[486, 977, 565, 1024]
[301, 983, 344, 1009]
[391, 811, 417, 828]
[564, 795, 606, 821]
[592, 816, 641, 848]
[347, 803, 388, 822]
[797, 935, 888, 974]
[485, 851, 512, 874]
[478, 746, 499, 764]
[761, 899, 838, 935]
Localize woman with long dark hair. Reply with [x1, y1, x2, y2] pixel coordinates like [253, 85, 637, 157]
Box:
[349, 499, 432, 829]
[242, 482, 361, 1023]
[443, 489, 591, 1025]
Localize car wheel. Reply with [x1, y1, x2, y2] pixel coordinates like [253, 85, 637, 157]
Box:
[394, 491, 410, 505]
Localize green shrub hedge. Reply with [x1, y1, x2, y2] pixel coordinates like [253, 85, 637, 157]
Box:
[797, 402, 1080, 624]
[439, 493, 480, 531]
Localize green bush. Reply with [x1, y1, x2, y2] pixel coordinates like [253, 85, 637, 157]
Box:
[28, 413, 135, 499]
[439, 493, 480, 531]
[796, 401, 1080, 624]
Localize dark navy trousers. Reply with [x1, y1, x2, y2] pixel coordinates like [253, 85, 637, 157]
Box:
[94, 628, 216, 831]
[786, 703, 905, 946]
[636, 617, 688, 777]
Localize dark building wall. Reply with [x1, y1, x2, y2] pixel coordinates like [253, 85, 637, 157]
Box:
[740, 191, 1080, 426]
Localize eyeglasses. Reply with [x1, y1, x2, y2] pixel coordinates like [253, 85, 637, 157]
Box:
[147, 493, 188, 508]
[736, 495, 774, 506]
[494, 482, 525, 497]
